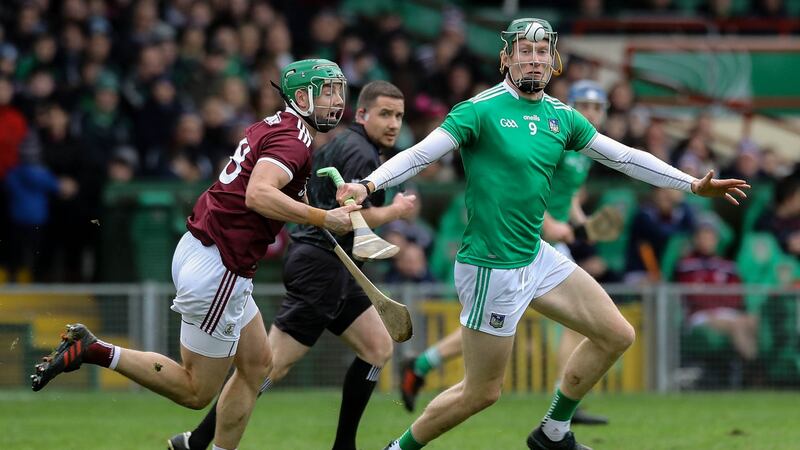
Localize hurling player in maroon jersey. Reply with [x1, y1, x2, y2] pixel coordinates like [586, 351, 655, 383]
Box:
[31, 59, 359, 450]
[169, 80, 415, 450]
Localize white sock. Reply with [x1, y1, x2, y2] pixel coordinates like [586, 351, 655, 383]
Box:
[258, 377, 272, 394]
[109, 346, 121, 370]
[366, 365, 382, 382]
[212, 445, 235, 450]
[542, 417, 570, 441]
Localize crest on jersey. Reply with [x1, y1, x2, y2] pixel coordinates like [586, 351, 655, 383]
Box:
[223, 323, 235, 336]
[548, 118, 560, 134]
[489, 312, 506, 329]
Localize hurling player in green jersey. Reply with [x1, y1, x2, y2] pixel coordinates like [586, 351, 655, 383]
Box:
[338, 18, 749, 450]
[394, 80, 614, 427]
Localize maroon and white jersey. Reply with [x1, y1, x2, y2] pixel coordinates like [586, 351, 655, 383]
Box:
[676, 252, 743, 317]
[187, 109, 313, 278]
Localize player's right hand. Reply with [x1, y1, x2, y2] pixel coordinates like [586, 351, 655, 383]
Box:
[336, 183, 369, 205]
[325, 204, 362, 235]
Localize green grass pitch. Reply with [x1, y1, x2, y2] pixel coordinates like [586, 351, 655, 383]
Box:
[2, 389, 799, 449]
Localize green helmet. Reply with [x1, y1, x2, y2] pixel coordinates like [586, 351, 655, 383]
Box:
[279, 59, 347, 132]
[499, 18, 562, 93]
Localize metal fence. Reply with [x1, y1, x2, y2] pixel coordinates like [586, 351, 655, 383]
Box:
[1, 283, 798, 392]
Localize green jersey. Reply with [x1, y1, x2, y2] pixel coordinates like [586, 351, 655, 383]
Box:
[547, 151, 593, 223]
[439, 82, 596, 269]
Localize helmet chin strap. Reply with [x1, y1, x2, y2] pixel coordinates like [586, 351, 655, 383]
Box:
[270, 80, 335, 132]
[504, 69, 545, 94]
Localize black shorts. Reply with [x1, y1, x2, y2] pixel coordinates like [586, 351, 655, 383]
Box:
[273, 242, 372, 346]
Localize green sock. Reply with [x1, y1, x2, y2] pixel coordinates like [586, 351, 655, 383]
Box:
[541, 389, 581, 441]
[398, 427, 425, 450]
[545, 388, 581, 421]
[413, 348, 441, 377]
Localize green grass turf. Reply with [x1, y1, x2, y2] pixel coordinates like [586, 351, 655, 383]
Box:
[2, 389, 799, 449]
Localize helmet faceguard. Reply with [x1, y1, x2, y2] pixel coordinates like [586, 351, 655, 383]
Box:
[274, 59, 347, 132]
[499, 18, 562, 93]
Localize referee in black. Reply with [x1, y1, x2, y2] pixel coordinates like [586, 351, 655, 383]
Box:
[169, 80, 416, 450]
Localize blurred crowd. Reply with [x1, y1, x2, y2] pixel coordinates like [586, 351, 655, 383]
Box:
[0, 0, 798, 285]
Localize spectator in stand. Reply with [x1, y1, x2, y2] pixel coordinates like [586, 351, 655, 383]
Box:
[15, 32, 58, 82]
[182, 46, 228, 109]
[626, 187, 696, 283]
[263, 18, 294, 70]
[641, 120, 671, 162]
[166, 113, 212, 181]
[306, 10, 343, 61]
[383, 188, 436, 284]
[676, 220, 758, 363]
[237, 22, 262, 71]
[107, 145, 138, 183]
[443, 62, 474, 108]
[382, 30, 420, 101]
[756, 177, 800, 257]
[759, 148, 792, 181]
[0, 43, 18, 78]
[20, 68, 57, 120]
[220, 76, 255, 123]
[0, 76, 25, 180]
[39, 102, 104, 282]
[135, 76, 182, 174]
[59, 22, 86, 90]
[722, 139, 766, 182]
[11, 3, 46, 53]
[5, 132, 78, 282]
[0, 76, 27, 274]
[75, 72, 132, 173]
[675, 133, 717, 179]
[122, 44, 169, 110]
[200, 95, 234, 167]
[385, 242, 436, 284]
[608, 80, 635, 115]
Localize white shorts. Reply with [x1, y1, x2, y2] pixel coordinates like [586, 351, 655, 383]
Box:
[455, 241, 577, 336]
[553, 242, 574, 261]
[171, 232, 260, 358]
[688, 307, 743, 328]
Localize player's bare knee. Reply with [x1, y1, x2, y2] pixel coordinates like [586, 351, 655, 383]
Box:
[462, 385, 501, 412]
[359, 333, 393, 366]
[268, 360, 293, 383]
[181, 390, 215, 410]
[235, 352, 272, 386]
[609, 321, 635, 354]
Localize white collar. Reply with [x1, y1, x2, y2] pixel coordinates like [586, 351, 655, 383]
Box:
[503, 78, 519, 99]
[283, 106, 303, 119]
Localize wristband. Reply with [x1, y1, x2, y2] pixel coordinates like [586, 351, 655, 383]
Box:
[307, 207, 327, 227]
[358, 179, 374, 195]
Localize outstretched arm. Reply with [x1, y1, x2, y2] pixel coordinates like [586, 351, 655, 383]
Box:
[580, 134, 749, 205]
[336, 129, 457, 204]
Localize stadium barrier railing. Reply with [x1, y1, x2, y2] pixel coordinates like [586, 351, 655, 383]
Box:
[0, 283, 798, 392]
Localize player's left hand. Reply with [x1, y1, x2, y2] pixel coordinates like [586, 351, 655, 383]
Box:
[691, 170, 750, 206]
[336, 183, 369, 205]
[392, 193, 417, 220]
